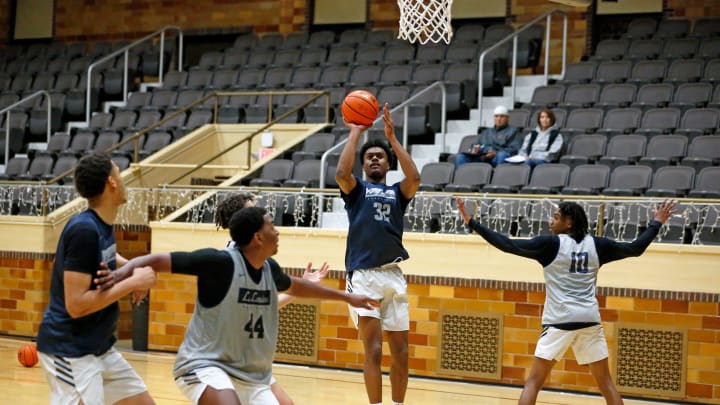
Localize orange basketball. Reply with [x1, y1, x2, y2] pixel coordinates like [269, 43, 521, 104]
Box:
[18, 344, 38, 367]
[341, 90, 380, 127]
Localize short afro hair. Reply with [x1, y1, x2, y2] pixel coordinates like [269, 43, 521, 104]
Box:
[229, 206, 268, 247]
[74, 153, 113, 199]
[360, 139, 395, 167]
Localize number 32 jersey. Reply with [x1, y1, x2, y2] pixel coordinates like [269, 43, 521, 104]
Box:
[342, 175, 411, 273]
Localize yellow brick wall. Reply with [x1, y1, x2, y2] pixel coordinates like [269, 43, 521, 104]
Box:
[147, 270, 720, 404]
[0, 227, 151, 339]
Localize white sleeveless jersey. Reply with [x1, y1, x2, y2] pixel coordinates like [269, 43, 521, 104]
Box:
[542, 234, 601, 325]
[173, 247, 279, 384]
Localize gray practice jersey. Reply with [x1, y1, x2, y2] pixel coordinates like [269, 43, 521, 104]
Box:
[173, 247, 279, 384]
[542, 234, 600, 325]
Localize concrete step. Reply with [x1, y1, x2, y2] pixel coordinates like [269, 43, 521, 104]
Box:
[410, 144, 442, 160]
[447, 120, 477, 133]
[103, 101, 126, 113]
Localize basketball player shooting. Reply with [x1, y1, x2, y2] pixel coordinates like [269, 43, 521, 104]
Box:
[335, 103, 420, 405]
[456, 197, 677, 405]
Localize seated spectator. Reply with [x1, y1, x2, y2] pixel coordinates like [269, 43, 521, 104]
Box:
[515, 109, 563, 168]
[456, 106, 522, 167]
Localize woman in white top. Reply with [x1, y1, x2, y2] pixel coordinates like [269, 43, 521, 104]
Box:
[518, 109, 563, 168]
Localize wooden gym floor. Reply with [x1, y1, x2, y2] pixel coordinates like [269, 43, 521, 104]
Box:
[0, 337, 674, 405]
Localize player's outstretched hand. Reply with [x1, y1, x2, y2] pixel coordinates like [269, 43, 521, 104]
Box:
[346, 294, 381, 310]
[303, 261, 329, 284]
[455, 196, 471, 225]
[653, 199, 678, 224]
[381, 103, 396, 141]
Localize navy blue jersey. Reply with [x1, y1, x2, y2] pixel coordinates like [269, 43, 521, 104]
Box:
[37, 210, 119, 357]
[342, 176, 411, 272]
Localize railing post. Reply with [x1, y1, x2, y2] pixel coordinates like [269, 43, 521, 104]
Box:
[402, 105, 409, 149]
[86, 64, 94, 125]
[123, 49, 129, 104]
[477, 53, 486, 125]
[46, 92, 52, 144]
[562, 14, 568, 79]
[159, 31, 166, 84]
[4, 111, 9, 167]
[511, 36, 518, 108]
[544, 14, 552, 85]
[177, 30, 184, 72]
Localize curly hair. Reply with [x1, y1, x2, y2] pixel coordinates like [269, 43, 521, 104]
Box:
[558, 201, 589, 240]
[215, 192, 255, 229]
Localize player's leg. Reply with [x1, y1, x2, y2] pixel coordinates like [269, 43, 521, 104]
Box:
[519, 327, 574, 405]
[198, 387, 242, 405]
[517, 357, 555, 405]
[270, 380, 294, 405]
[383, 268, 410, 404]
[573, 325, 623, 405]
[98, 349, 154, 405]
[386, 330, 408, 403]
[358, 316, 384, 404]
[176, 367, 241, 405]
[39, 352, 110, 405]
[587, 358, 624, 405]
[113, 392, 155, 405]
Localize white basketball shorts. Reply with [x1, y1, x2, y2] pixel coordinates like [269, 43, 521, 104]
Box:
[38, 348, 148, 405]
[346, 266, 409, 331]
[175, 366, 278, 405]
[534, 324, 609, 365]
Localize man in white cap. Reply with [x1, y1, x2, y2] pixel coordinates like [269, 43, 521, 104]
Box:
[455, 105, 521, 167]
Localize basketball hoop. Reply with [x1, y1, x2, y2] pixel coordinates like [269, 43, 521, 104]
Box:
[397, 0, 453, 44]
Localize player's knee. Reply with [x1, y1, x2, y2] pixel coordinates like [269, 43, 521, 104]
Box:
[365, 344, 383, 364]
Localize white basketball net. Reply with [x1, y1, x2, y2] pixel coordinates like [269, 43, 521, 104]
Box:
[397, 0, 454, 44]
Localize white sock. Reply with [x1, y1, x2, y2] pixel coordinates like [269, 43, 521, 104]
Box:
[392, 402, 404, 405]
[370, 403, 382, 405]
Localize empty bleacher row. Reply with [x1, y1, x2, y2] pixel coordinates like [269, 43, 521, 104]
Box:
[0, 39, 176, 162]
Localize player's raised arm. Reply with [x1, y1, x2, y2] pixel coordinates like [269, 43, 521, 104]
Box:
[382, 103, 420, 199]
[335, 120, 368, 194]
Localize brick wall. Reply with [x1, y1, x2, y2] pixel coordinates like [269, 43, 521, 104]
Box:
[0, 0, 9, 44]
[53, 0, 309, 41]
[0, 226, 151, 339]
[148, 270, 720, 404]
[666, 0, 720, 17]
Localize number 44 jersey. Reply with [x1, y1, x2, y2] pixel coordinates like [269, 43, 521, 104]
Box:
[173, 247, 279, 385]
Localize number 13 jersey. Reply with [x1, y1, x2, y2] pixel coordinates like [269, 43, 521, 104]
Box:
[173, 247, 279, 384]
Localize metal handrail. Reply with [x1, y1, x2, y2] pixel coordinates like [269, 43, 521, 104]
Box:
[165, 90, 330, 185]
[85, 26, 183, 125]
[477, 9, 568, 119]
[318, 80, 447, 192]
[45, 90, 330, 186]
[1, 90, 51, 166]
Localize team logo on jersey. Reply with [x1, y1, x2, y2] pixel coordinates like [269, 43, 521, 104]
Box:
[101, 244, 117, 269]
[365, 187, 396, 201]
[238, 288, 271, 305]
